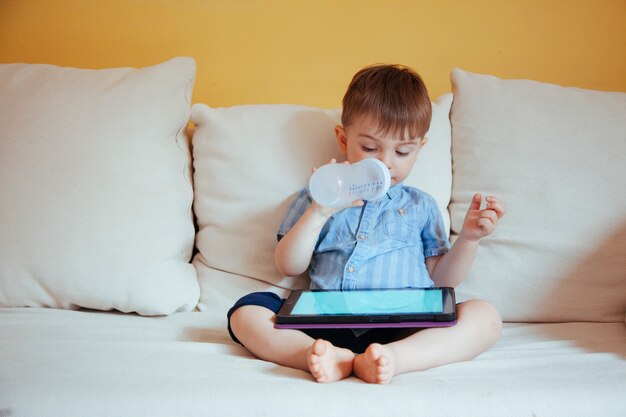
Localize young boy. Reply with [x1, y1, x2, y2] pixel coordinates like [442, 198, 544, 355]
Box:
[228, 64, 505, 384]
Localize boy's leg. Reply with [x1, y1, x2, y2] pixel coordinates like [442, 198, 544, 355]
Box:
[229, 305, 355, 383]
[353, 299, 502, 384]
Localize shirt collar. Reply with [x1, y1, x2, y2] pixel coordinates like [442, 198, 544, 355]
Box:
[385, 183, 404, 200]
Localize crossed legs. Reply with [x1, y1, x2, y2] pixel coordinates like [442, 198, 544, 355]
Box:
[229, 299, 501, 384]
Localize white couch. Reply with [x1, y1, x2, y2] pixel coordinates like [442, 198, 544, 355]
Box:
[1, 57, 625, 417]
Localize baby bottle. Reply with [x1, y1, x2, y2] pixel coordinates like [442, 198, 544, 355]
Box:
[308, 158, 391, 208]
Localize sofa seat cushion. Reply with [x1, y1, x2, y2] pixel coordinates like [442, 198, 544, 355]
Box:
[0, 308, 624, 417]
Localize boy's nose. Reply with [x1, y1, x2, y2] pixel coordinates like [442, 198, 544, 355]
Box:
[378, 156, 393, 171]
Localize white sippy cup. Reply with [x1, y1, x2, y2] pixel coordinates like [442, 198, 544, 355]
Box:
[308, 158, 391, 208]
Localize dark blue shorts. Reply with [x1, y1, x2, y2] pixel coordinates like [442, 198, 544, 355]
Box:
[227, 291, 417, 354]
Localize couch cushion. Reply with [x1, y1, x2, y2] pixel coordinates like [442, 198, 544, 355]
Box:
[0, 57, 199, 315]
[450, 69, 626, 322]
[1, 309, 625, 417]
[191, 95, 453, 308]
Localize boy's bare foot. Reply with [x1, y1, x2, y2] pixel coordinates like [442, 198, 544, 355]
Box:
[353, 343, 396, 384]
[307, 339, 354, 383]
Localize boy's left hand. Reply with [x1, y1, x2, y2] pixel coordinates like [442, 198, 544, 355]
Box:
[461, 193, 506, 241]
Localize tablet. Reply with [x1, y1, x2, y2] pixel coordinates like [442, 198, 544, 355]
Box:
[274, 287, 456, 329]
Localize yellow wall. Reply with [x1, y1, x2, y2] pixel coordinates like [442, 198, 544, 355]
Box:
[1, 0, 624, 107]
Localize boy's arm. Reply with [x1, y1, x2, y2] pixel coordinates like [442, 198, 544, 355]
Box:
[275, 159, 365, 277]
[275, 196, 364, 277]
[274, 203, 332, 277]
[426, 237, 479, 288]
[428, 193, 505, 287]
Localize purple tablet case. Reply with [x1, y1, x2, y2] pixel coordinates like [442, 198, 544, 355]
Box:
[274, 320, 457, 329]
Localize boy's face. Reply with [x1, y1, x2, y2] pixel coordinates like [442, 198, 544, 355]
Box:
[335, 114, 427, 186]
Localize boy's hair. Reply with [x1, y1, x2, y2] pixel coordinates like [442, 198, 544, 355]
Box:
[341, 64, 432, 140]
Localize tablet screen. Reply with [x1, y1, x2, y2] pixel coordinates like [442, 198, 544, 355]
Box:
[291, 289, 443, 316]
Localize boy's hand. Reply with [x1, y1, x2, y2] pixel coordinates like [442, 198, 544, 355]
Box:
[460, 193, 505, 241]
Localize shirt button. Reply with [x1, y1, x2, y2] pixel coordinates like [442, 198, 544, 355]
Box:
[347, 266, 355, 273]
[358, 234, 366, 240]
[398, 208, 406, 215]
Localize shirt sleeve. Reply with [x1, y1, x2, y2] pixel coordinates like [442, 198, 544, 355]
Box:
[420, 194, 451, 258]
[276, 187, 312, 241]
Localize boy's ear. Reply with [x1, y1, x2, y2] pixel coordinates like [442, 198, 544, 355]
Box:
[335, 125, 348, 155]
[420, 135, 429, 147]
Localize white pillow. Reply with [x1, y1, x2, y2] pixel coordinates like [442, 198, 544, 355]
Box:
[406, 93, 453, 233]
[450, 69, 626, 322]
[191, 96, 453, 310]
[0, 58, 200, 315]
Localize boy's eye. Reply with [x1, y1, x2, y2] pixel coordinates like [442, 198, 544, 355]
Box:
[362, 146, 377, 152]
[396, 151, 409, 157]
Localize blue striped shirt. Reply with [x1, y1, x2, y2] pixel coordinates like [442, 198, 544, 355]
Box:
[277, 184, 450, 290]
